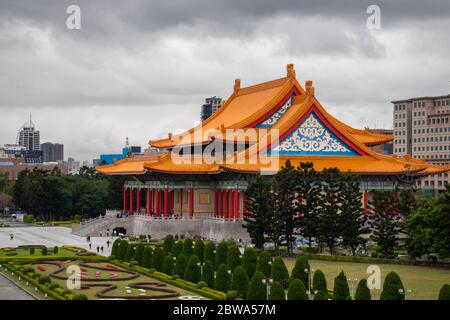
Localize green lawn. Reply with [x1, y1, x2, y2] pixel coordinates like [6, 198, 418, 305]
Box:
[0, 248, 82, 258]
[284, 258, 450, 300]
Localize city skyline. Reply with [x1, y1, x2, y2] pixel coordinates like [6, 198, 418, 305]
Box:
[1, 0, 449, 162]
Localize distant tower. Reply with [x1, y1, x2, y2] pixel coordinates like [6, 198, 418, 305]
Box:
[17, 113, 40, 151]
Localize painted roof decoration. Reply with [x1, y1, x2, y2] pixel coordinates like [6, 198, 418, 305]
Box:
[96, 64, 448, 176]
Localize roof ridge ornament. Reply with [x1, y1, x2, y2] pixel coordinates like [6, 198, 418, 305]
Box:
[234, 78, 241, 95]
[286, 64, 296, 79]
[305, 80, 315, 96]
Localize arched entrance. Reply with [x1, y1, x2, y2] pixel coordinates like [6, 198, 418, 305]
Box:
[113, 227, 127, 236]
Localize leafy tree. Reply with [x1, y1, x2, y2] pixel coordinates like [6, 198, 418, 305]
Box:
[369, 191, 401, 257]
[162, 255, 175, 275]
[333, 271, 350, 300]
[117, 240, 129, 261]
[110, 239, 121, 258]
[290, 255, 309, 286]
[171, 240, 183, 257]
[271, 257, 289, 289]
[152, 247, 166, 272]
[203, 241, 215, 264]
[380, 272, 405, 300]
[141, 246, 153, 268]
[256, 251, 272, 277]
[194, 240, 205, 262]
[231, 266, 249, 299]
[242, 247, 257, 278]
[438, 284, 450, 300]
[163, 235, 174, 254]
[184, 255, 201, 283]
[174, 253, 187, 278]
[215, 263, 231, 293]
[215, 241, 228, 270]
[269, 281, 285, 300]
[53, 246, 58, 254]
[226, 245, 241, 271]
[125, 244, 135, 262]
[287, 278, 308, 300]
[182, 238, 193, 258]
[312, 269, 327, 294]
[354, 279, 371, 300]
[134, 244, 145, 265]
[247, 272, 266, 300]
[201, 260, 215, 289]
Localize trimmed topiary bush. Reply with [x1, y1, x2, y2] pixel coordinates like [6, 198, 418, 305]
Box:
[184, 255, 201, 283]
[256, 251, 272, 277]
[215, 241, 228, 270]
[171, 241, 183, 257]
[134, 244, 145, 265]
[242, 247, 257, 279]
[41, 247, 48, 256]
[163, 235, 174, 254]
[73, 294, 88, 300]
[380, 272, 405, 300]
[231, 266, 249, 299]
[129, 260, 139, 268]
[287, 278, 308, 300]
[333, 271, 350, 300]
[152, 247, 166, 272]
[182, 238, 194, 258]
[271, 257, 289, 289]
[38, 275, 51, 285]
[162, 255, 175, 275]
[312, 269, 327, 294]
[111, 239, 120, 258]
[355, 279, 371, 300]
[204, 241, 215, 264]
[174, 253, 188, 278]
[269, 281, 285, 300]
[313, 290, 328, 300]
[215, 263, 231, 293]
[194, 240, 205, 262]
[226, 245, 241, 272]
[53, 246, 59, 254]
[196, 281, 207, 289]
[201, 260, 215, 288]
[29, 248, 35, 255]
[141, 246, 153, 268]
[117, 240, 129, 261]
[125, 244, 136, 262]
[438, 284, 450, 300]
[290, 255, 309, 286]
[247, 271, 267, 300]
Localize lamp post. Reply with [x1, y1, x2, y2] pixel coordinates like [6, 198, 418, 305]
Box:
[348, 278, 358, 297]
[399, 288, 412, 300]
[305, 268, 314, 299]
[197, 262, 204, 274]
[262, 278, 273, 300]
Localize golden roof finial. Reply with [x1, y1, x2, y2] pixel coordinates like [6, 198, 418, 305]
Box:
[234, 79, 241, 95]
[286, 64, 296, 79]
[305, 80, 314, 96]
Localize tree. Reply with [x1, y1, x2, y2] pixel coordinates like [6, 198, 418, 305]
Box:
[203, 241, 215, 264]
[110, 239, 121, 258]
[201, 260, 215, 289]
[226, 245, 241, 272]
[256, 251, 272, 277]
[125, 244, 135, 262]
[290, 255, 309, 287]
[162, 255, 174, 275]
[182, 238, 194, 258]
[215, 241, 228, 270]
[354, 279, 371, 300]
[242, 247, 257, 279]
[313, 291, 328, 300]
[163, 235, 174, 254]
[380, 272, 405, 300]
[215, 263, 231, 293]
[184, 255, 201, 283]
[171, 240, 183, 257]
[174, 253, 187, 278]
[194, 240, 205, 262]
[117, 240, 129, 261]
[287, 278, 308, 300]
[333, 271, 350, 300]
[271, 257, 289, 289]
[152, 247, 166, 272]
[231, 266, 249, 299]
[369, 191, 401, 257]
[269, 281, 285, 300]
[339, 173, 368, 256]
[438, 284, 450, 300]
[247, 272, 266, 300]
[244, 175, 275, 249]
[134, 244, 145, 265]
[312, 269, 327, 294]
[141, 246, 153, 269]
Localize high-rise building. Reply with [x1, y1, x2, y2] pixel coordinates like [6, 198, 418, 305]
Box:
[392, 94, 450, 192]
[41, 142, 64, 162]
[18, 114, 40, 151]
[200, 96, 222, 121]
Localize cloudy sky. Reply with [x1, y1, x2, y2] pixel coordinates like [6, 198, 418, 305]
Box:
[1, 0, 449, 162]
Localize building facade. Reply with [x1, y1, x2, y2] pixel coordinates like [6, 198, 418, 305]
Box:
[41, 142, 64, 162]
[392, 94, 450, 192]
[200, 96, 223, 121]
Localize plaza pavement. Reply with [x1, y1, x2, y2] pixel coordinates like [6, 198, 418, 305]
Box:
[0, 272, 35, 300]
[0, 226, 114, 256]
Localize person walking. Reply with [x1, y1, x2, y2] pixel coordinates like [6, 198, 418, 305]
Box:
[106, 240, 110, 248]
[101, 246, 104, 254]
[100, 231, 103, 237]
[89, 242, 92, 250]
[10, 233, 14, 240]
[96, 246, 100, 253]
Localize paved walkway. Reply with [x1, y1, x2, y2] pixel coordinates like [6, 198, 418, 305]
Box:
[0, 226, 114, 256]
[0, 272, 35, 300]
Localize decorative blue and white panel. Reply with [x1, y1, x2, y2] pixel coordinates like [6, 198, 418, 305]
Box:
[255, 94, 295, 128]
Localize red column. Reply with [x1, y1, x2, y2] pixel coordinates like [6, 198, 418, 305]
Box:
[137, 188, 141, 215]
[363, 189, 368, 214]
[214, 190, 218, 217]
[219, 190, 223, 218]
[123, 187, 127, 212]
[150, 189, 154, 215]
[224, 190, 229, 220]
[163, 188, 169, 218]
[189, 188, 194, 219]
[129, 188, 134, 215]
[155, 189, 160, 217]
[234, 190, 239, 220]
[180, 190, 183, 218]
[146, 189, 150, 216]
[230, 190, 235, 220]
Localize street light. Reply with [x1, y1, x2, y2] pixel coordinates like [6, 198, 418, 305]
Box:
[304, 268, 314, 299]
[197, 262, 204, 274]
[262, 278, 273, 300]
[348, 278, 358, 297]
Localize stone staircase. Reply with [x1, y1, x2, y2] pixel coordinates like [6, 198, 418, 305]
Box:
[72, 215, 132, 237]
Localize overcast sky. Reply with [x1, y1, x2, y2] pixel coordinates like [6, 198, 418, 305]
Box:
[1, 0, 449, 162]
